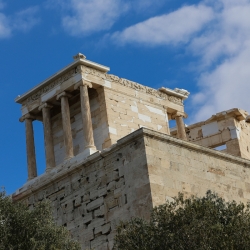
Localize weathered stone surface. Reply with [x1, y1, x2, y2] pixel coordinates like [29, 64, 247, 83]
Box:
[171, 108, 250, 160]
[87, 197, 104, 211]
[13, 128, 250, 249]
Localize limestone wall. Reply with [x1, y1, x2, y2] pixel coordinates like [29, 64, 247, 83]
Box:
[145, 129, 250, 206]
[13, 130, 153, 250]
[13, 128, 250, 249]
[103, 82, 171, 147]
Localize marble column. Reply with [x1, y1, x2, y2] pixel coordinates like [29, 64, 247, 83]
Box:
[39, 103, 56, 171]
[173, 112, 188, 141]
[75, 80, 96, 152]
[19, 114, 37, 180]
[56, 91, 74, 160]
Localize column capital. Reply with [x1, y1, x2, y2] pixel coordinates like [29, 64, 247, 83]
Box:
[74, 79, 92, 90]
[56, 91, 72, 101]
[246, 115, 250, 123]
[172, 111, 188, 119]
[19, 113, 36, 122]
[38, 102, 53, 111]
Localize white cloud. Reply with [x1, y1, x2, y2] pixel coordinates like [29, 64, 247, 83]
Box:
[13, 7, 40, 33]
[193, 48, 250, 120]
[46, 0, 165, 36]
[0, 4, 39, 39]
[0, 13, 10, 38]
[191, 0, 250, 121]
[112, 4, 214, 45]
[59, 0, 128, 36]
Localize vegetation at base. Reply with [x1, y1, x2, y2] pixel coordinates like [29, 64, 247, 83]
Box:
[0, 190, 80, 250]
[115, 191, 250, 250]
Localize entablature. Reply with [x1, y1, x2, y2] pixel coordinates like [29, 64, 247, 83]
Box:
[15, 53, 189, 116]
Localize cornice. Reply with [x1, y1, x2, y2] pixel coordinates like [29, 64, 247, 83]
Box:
[159, 87, 190, 100]
[15, 58, 110, 105]
[15, 57, 187, 107]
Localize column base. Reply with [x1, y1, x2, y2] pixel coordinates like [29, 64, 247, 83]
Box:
[69, 147, 98, 165]
[45, 167, 52, 173]
[83, 147, 97, 156]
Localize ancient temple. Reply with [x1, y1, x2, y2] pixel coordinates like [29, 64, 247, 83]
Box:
[13, 53, 250, 249]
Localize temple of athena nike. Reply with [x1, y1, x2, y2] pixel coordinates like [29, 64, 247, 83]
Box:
[13, 53, 250, 249]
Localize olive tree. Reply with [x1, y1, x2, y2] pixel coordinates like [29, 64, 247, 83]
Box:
[0, 190, 80, 250]
[115, 191, 250, 250]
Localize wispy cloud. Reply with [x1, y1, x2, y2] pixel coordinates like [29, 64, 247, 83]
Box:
[190, 0, 250, 121]
[112, 4, 214, 45]
[111, 0, 250, 121]
[47, 0, 166, 36]
[49, 0, 128, 36]
[0, 13, 10, 38]
[13, 7, 40, 33]
[0, 3, 39, 39]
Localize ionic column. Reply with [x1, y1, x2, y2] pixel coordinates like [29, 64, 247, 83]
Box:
[56, 92, 74, 160]
[173, 112, 188, 140]
[75, 80, 96, 151]
[39, 103, 56, 171]
[19, 114, 37, 180]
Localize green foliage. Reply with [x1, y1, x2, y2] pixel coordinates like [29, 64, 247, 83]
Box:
[0, 190, 80, 250]
[115, 191, 250, 250]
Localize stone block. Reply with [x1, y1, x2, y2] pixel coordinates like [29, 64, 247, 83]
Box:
[98, 186, 107, 197]
[82, 213, 93, 224]
[94, 205, 105, 217]
[102, 223, 111, 234]
[88, 218, 105, 230]
[90, 235, 107, 249]
[87, 197, 104, 211]
[90, 189, 99, 200]
[107, 181, 116, 191]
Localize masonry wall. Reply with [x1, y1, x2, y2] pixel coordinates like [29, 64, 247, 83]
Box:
[13, 128, 250, 249]
[103, 83, 171, 147]
[14, 132, 153, 250]
[144, 130, 250, 207]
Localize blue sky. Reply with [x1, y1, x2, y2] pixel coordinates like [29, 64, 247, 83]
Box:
[1, 0, 250, 194]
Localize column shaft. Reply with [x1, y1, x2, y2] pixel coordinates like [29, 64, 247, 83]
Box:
[79, 83, 96, 149]
[41, 106, 56, 170]
[25, 118, 37, 180]
[60, 95, 74, 159]
[176, 115, 187, 140]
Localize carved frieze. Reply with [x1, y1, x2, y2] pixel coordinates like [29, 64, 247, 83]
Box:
[22, 64, 183, 106]
[81, 65, 106, 80]
[168, 96, 183, 105]
[104, 73, 168, 100]
[81, 66, 183, 103]
[23, 67, 79, 105]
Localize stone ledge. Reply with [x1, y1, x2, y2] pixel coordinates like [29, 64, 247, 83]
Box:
[141, 128, 250, 167]
[12, 128, 250, 201]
